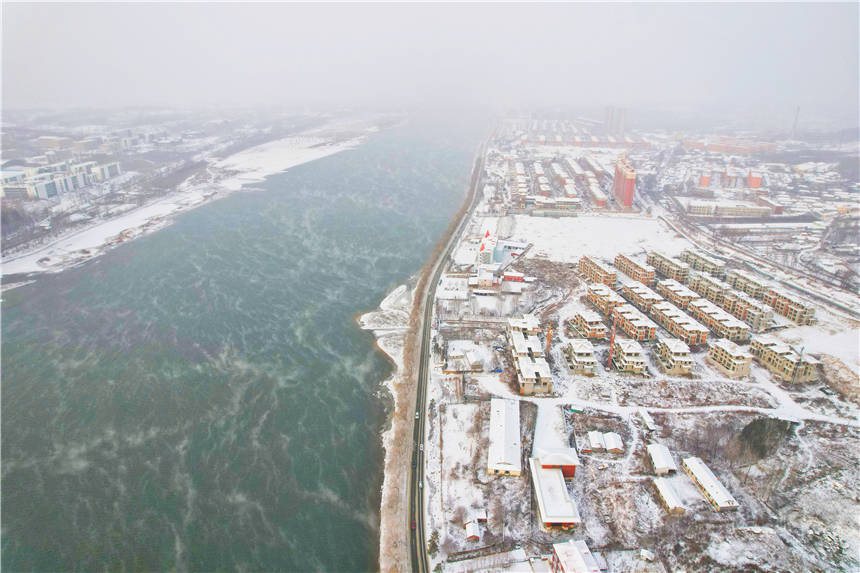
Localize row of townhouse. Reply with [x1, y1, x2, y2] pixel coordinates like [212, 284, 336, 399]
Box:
[750, 336, 819, 382]
[725, 269, 769, 299]
[612, 338, 647, 373]
[507, 316, 553, 395]
[586, 283, 626, 315]
[706, 338, 752, 378]
[650, 301, 710, 346]
[614, 253, 656, 285]
[620, 281, 664, 313]
[656, 279, 700, 310]
[646, 251, 691, 282]
[762, 287, 816, 325]
[564, 339, 597, 376]
[612, 303, 658, 341]
[688, 271, 733, 306]
[687, 299, 751, 342]
[721, 290, 773, 332]
[569, 309, 607, 339]
[578, 256, 617, 287]
[654, 337, 693, 375]
[680, 249, 726, 279]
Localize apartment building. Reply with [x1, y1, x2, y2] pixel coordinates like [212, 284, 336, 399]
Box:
[615, 253, 656, 285]
[564, 339, 598, 376]
[725, 269, 769, 299]
[647, 251, 691, 282]
[654, 337, 693, 375]
[620, 281, 664, 313]
[680, 249, 726, 278]
[612, 304, 658, 341]
[707, 338, 751, 378]
[650, 301, 710, 346]
[569, 309, 607, 339]
[762, 287, 815, 325]
[586, 283, 626, 315]
[720, 290, 773, 332]
[656, 279, 700, 310]
[579, 256, 617, 287]
[515, 355, 553, 395]
[750, 336, 819, 382]
[612, 338, 647, 373]
[687, 299, 751, 342]
[688, 271, 732, 306]
[508, 314, 541, 335]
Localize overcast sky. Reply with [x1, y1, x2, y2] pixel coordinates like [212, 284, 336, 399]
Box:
[3, 2, 858, 125]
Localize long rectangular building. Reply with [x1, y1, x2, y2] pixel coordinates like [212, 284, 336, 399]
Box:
[680, 249, 726, 278]
[725, 269, 769, 299]
[529, 458, 582, 530]
[762, 287, 815, 325]
[721, 290, 773, 332]
[570, 309, 607, 339]
[650, 301, 709, 346]
[488, 398, 522, 476]
[656, 279, 700, 310]
[682, 456, 740, 512]
[615, 254, 656, 285]
[586, 283, 626, 315]
[620, 281, 664, 313]
[687, 299, 751, 342]
[688, 271, 733, 306]
[647, 252, 690, 282]
[613, 303, 658, 341]
[579, 256, 617, 287]
[707, 338, 751, 378]
[653, 477, 686, 515]
[750, 336, 819, 382]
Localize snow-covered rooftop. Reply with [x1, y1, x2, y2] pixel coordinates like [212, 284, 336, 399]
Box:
[488, 398, 522, 475]
[653, 477, 685, 513]
[552, 539, 599, 573]
[646, 443, 678, 474]
[682, 456, 740, 510]
[529, 458, 582, 525]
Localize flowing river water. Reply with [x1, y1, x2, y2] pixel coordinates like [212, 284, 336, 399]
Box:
[1, 115, 485, 571]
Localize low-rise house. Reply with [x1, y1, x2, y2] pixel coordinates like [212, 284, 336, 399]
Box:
[647, 251, 690, 282]
[464, 521, 480, 541]
[585, 430, 605, 452]
[750, 336, 819, 382]
[570, 309, 607, 339]
[721, 290, 773, 332]
[681, 249, 726, 278]
[682, 456, 740, 512]
[612, 304, 658, 341]
[564, 339, 597, 376]
[535, 447, 580, 478]
[487, 398, 522, 476]
[508, 314, 541, 335]
[612, 338, 647, 373]
[653, 477, 686, 515]
[603, 432, 624, 453]
[688, 271, 732, 306]
[725, 269, 769, 299]
[620, 281, 664, 313]
[654, 337, 693, 375]
[551, 539, 600, 573]
[707, 338, 752, 378]
[586, 283, 626, 315]
[687, 298, 751, 342]
[615, 253, 656, 285]
[650, 301, 709, 346]
[578, 256, 617, 287]
[646, 443, 678, 475]
[529, 458, 583, 530]
[515, 355, 553, 395]
[656, 279, 700, 310]
[509, 329, 544, 358]
[762, 287, 815, 325]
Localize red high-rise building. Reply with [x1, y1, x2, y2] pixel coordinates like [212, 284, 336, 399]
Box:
[613, 156, 636, 208]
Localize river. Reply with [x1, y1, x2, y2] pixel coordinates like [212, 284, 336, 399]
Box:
[1, 114, 485, 571]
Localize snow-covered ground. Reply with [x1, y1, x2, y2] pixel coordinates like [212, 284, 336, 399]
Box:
[2, 122, 376, 278]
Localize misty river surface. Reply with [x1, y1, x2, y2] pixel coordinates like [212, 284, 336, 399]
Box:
[2, 117, 483, 571]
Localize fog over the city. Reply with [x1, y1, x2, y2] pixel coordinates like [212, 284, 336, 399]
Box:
[3, 2, 859, 126]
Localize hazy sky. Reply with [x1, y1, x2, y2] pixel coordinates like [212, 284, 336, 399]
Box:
[3, 2, 858, 124]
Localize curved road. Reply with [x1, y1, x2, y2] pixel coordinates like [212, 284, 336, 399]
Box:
[409, 139, 487, 572]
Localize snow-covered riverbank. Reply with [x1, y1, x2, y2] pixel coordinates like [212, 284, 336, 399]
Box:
[2, 126, 374, 280]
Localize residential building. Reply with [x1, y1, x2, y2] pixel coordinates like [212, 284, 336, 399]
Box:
[650, 301, 709, 346]
[762, 287, 815, 325]
[680, 249, 726, 278]
[612, 304, 658, 341]
[750, 336, 819, 382]
[620, 281, 664, 313]
[578, 256, 617, 287]
[682, 456, 740, 512]
[721, 290, 773, 332]
[585, 431, 605, 452]
[509, 329, 544, 358]
[613, 155, 636, 209]
[725, 269, 769, 299]
[647, 252, 690, 282]
[615, 253, 656, 285]
[534, 448, 580, 479]
[570, 310, 607, 339]
[604, 432, 624, 453]
[688, 271, 732, 306]
[487, 398, 522, 476]
[612, 338, 646, 373]
[654, 337, 693, 375]
[707, 338, 752, 378]
[564, 340, 597, 376]
[514, 355, 553, 395]
[586, 283, 626, 315]
[530, 458, 582, 530]
[687, 299, 751, 342]
[508, 314, 541, 335]
[653, 477, 686, 515]
[656, 279, 700, 310]
[646, 444, 677, 475]
[551, 539, 599, 573]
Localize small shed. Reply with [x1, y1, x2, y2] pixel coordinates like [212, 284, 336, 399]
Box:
[604, 432, 624, 453]
[464, 520, 480, 541]
[646, 443, 677, 475]
[587, 431, 605, 452]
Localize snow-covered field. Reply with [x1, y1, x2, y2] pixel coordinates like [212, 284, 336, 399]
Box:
[2, 123, 374, 278]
